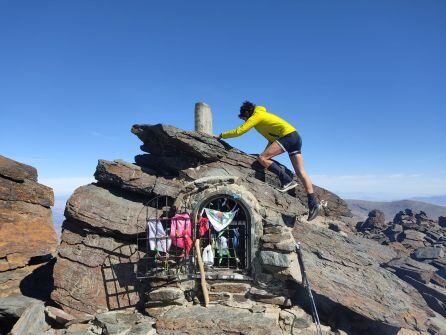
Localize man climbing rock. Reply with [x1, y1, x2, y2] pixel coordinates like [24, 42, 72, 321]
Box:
[214, 101, 321, 221]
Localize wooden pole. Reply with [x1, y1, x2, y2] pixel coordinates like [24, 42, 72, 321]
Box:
[194, 239, 209, 307]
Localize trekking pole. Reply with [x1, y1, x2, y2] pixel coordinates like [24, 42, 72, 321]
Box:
[295, 242, 323, 335]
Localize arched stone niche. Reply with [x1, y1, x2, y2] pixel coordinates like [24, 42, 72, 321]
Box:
[174, 176, 263, 275]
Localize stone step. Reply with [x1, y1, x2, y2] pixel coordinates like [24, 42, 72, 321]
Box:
[209, 282, 251, 294]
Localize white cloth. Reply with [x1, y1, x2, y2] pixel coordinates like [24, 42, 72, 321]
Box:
[147, 220, 171, 252]
[204, 208, 238, 232]
[217, 236, 228, 256]
[202, 244, 214, 266]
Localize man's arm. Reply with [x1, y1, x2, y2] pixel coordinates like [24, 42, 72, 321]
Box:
[220, 113, 261, 139]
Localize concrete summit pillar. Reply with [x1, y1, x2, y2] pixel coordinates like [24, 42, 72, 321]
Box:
[194, 102, 213, 135]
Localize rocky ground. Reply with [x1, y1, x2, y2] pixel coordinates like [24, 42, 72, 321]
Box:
[1, 125, 446, 335]
[355, 209, 446, 331]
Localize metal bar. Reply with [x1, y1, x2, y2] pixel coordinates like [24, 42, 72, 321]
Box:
[295, 242, 322, 335]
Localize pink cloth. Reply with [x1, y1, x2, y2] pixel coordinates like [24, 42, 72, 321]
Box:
[170, 213, 192, 251]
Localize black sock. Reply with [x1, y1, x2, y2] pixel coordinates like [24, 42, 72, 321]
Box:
[307, 193, 318, 208]
[267, 162, 293, 185]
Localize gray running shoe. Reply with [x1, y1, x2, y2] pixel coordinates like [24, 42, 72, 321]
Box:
[278, 180, 298, 193]
[307, 203, 321, 221]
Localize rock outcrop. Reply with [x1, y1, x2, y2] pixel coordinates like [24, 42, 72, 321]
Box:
[293, 221, 431, 334]
[355, 209, 446, 320]
[50, 124, 440, 334]
[0, 155, 57, 299]
[356, 209, 386, 232]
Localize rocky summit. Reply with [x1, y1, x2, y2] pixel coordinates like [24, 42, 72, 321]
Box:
[0, 155, 58, 334]
[2, 125, 446, 335]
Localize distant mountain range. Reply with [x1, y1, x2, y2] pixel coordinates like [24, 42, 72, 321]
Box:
[346, 199, 446, 222]
[411, 194, 446, 207]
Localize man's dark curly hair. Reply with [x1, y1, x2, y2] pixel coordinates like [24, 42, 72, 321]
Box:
[239, 100, 256, 119]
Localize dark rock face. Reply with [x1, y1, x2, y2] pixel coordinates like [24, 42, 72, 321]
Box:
[51, 124, 440, 333]
[0, 156, 57, 298]
[356, 209, 386, 232]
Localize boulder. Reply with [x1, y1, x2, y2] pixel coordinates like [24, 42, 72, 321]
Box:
[360, 209, 386, 231]
[383, 257, 437, 283]
[64, 184, 147, 236]
[0, 294, 41, 318]
[412, 247, 445, 261]
[9, 301, 50, 335]
[0, 177, 53, 207]
[0, 200, 56, 272]
[0, 294, 42, 334]
[0, 155, 37, 182]
[94, 159, 182, 198]
[394, 210, 418, 230]
[45, 306, 75, 326]
[402, 230, 426, 241]
[0, 156, 57, 298]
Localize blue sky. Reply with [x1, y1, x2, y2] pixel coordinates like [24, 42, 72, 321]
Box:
[1, 0, 445, 200]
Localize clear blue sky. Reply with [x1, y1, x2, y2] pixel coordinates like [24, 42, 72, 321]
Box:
[1, 0, 445, 200]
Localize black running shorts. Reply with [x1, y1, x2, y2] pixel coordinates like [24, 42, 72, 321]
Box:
[276, 131, 302, 156]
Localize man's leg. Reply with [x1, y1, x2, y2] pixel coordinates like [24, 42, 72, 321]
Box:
[289, 153, 320, 220]
[257, 141, 284, 168]
[257, 142, 293, 187]
[289, 153, 313, 193]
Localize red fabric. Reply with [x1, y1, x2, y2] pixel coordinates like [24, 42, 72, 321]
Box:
[170, 213, 192, 250]
[198, 217, 209, 237]
[184, 234, 193, 256]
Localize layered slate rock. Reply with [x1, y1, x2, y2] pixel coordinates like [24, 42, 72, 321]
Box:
[293, 221, 432, 333]
[52, 124, 441, 333]
[0, 155, 57, 298]
[0, 155, 37, 182]
[355, 208, 446, 326]
[52, 184, 150, 316]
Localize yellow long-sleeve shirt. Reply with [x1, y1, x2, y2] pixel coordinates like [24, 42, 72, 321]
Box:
[221, 106, 296, 143]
